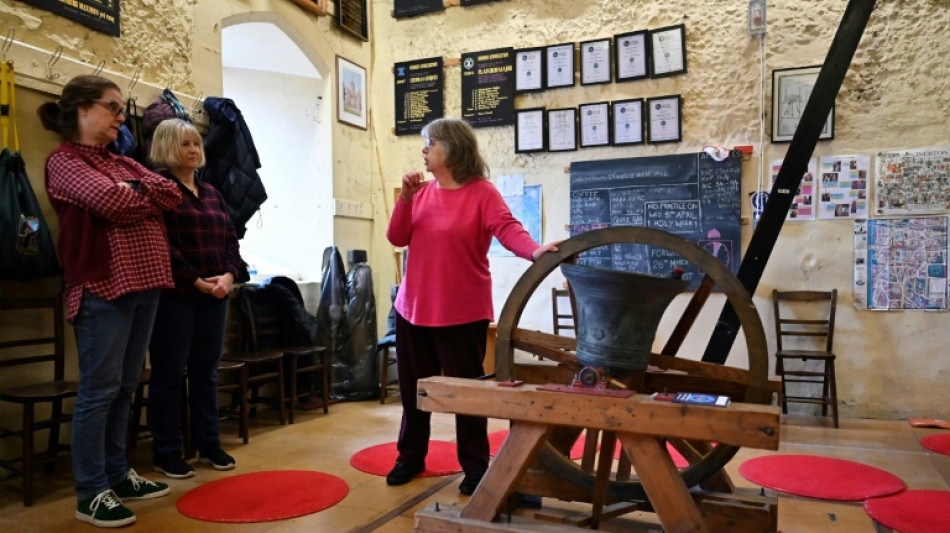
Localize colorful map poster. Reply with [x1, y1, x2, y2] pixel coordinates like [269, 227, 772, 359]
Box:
[818, 154, 871, 220]
[854, 216, 948, 311]
[490, 184, 541, 257]
[770, 157, 817, 221]
[875, 146, 950, 216]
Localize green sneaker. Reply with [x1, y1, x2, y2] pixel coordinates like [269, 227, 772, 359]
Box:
[76, 489, 136, 528]
[112, 469, 170, 501]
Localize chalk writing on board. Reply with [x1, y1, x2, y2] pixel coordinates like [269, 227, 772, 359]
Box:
[569, 152, 742, 287]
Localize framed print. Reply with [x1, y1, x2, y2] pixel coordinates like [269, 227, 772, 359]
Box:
[579, 102, 611, 148]
[547, 108, 577, 152]
[545, 43, 575, 89]
[649, 24, 687, 78]
[580, 38, 611, 85]
[515, 48, 545, 93]
[611, 98, 644, 145]
[336, 56, 367, 129]
[336, 0, 369, 41]
[614, 30, 649, 81]
[771, 66, 834, 142]
[647, 94, 681, 143]
[515, 108, 546, 153]
[288, 0, 328, 16]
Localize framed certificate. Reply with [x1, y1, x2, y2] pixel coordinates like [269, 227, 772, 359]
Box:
[545, 43, 575, 89]
[647, 94, 681, 143]
[649, 24, 687, 78]
[580, 38, 611, 85]
[611, 98, 644, 145]
[514, 48, 545, 93]
[547, 108, 577, 152]
[771, 65, 834, 142]
[579, 102, 610, 148]
[614, 30, 649, 82]
[515, 108, 546, 153]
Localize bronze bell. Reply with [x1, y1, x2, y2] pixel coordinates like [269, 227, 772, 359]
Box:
[561, 264, 688, 376]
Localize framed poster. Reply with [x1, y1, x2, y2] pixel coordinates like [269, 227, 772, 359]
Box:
[547, 108, 577, 152]
[580, 38, 611, 85]
[614, 30, 649, 81]
[337, 56, 367, 129]
[288, 0, 328, 16]
[393, 0, 444, 18]
[514, 48, 545, 93]
[460, 47, 515, 128]
[649, 24, 687, 78]
[545, 43, 576, 89]
[336, 0, 369, 41]
[818, 154, 871, 219]
[18, 0, 119, 36]
[771, 66, 834, 142]
[647, 94, 681, 143]
[611, 99, 643, 145]
[394, 57, 444, 135]
[579, 102, 610, 148]
[515, 108, 546, 153]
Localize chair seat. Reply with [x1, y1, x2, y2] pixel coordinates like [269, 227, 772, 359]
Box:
[0, 381, 79, 403]
[223, 350, 284, 363]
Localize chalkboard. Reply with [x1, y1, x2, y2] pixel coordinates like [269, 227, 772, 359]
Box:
[570, 152, 741, 288]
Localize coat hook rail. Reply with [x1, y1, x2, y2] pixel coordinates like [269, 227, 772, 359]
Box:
[1, 29, 14, 63]
[45, 46, 62, 79]
[92, 59, 105, 76]
[191, 91, 204, 116]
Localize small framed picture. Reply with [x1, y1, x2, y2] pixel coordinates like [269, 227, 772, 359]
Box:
[579, 102, 611, 148]
[545, 42, 575, 89]
[336, 55, 367, 129]
[514, 47, 545, 93]
[771, 65, 834, 142]
[611, 98, 644, 145]
[646, 94, 682, 143]
[515, 108, 546, 153]
[748, 0, 767, 36]
[614, 30, 649, 82]
[649, 24, 687, 78]
[580, 38, 611, 85]
[547, 107, 577, 152]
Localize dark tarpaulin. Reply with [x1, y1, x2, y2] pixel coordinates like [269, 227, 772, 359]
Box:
[335, 263, 378, 400]
[316, 247, 347, 395]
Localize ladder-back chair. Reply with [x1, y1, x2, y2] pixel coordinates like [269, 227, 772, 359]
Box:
[772, 289, 839, 428]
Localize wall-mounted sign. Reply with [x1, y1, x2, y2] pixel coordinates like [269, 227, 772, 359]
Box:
[461, 47, 515, 128]
[393, 0, 444, 18]
[19, 0, 119, 36]
[336, 0, 369, 41]
[394, 57, 444, 135]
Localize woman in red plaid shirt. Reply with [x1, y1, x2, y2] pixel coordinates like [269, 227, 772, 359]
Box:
[146, 118, 242, 480]
[39, 75, 181, 527]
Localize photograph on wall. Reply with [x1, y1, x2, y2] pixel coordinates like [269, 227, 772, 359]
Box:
[875, 146, 950, 216]
[337, 56, 367, 129]
[817, 154, 870, 220]
[771, 66, 834, 142]
[770, 157, 817, 221]
[394, 57, 444, 135]
[858, 216, 948, 311]
[461, 48, 515, 128]
[19, 0, 119, 36]
[393, 0, 444, 18]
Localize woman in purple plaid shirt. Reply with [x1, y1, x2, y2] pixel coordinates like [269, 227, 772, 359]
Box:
[146, 118, 242, 480]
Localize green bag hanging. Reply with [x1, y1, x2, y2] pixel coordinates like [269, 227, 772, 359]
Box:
[0, 61, 60, 280]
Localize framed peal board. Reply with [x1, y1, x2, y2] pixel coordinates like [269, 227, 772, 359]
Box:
[569, 151, 742, 288]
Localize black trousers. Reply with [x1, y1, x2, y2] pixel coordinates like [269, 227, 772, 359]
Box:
[394, 312, 489, 473]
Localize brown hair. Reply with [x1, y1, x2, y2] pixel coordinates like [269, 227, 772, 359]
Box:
[422, 118, 488, 184]
[36, 75, 121, 142]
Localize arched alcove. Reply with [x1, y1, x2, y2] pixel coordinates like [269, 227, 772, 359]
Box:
[219, 16, 333, 282]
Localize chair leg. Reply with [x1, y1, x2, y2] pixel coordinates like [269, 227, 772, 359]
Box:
[321, 352, 330, 415]
[829, 361, 839, 428]
[776, 358, 789, 414]
[288, 355, 297, 425]
[379, 347, 388, 405]
[276, 360, 286, 425]
[22, 403, 34, 507]
[46, 399, 63, 473]
[239, 365, 250, 444]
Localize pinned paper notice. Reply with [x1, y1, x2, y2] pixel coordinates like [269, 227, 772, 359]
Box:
[497, 174, 525, 197]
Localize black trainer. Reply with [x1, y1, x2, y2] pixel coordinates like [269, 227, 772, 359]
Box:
[154, 455, 195, 479]
[459, 470, 485, 496]
[199, 447, 236, 471]
[385, 459, 425, 486]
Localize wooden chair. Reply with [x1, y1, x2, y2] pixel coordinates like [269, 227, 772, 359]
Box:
[378, 336, 397, 404]
[215, 360, 249, 444]
[772, 289, 839, 428]
[0, 294, 78, 506]
[552, 287, 575, 336]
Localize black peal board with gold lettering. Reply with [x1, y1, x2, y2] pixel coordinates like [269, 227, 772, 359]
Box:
[461, 47, 515, 128]
[19, 0, 119, 36]
[394, 57, 444, 135]
[394, 0, 444, 18]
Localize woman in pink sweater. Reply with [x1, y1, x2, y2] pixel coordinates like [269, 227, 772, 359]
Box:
[386, 118, 557, 495]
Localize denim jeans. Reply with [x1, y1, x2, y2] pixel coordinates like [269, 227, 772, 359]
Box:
[71, 289, 160, 502]
[147, 292, 228, 460]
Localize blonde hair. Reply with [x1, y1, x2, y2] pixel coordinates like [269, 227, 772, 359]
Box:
[149, 118, 206, 169]
[422, 118, 488, 184]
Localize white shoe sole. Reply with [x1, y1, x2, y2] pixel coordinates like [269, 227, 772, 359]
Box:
[199, 456, 236, 471]
[75, 510, 136, 528]
[154, 464, 196, 479]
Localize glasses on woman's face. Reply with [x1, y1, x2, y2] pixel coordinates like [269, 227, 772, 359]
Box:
[92, 99, 125, 117]
[422, 135, 439, 149]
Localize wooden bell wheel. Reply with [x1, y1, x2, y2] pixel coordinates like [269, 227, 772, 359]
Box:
[493, 226, 770, 501]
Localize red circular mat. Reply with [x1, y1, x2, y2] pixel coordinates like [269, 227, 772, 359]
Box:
[921, 434, 950, 456]
[176, 470, 348, 523]
[739, 455, 905, 501]
[350, 440, 461, 476]
[490, 430, 688, 468]
[865, 490, 950, 533]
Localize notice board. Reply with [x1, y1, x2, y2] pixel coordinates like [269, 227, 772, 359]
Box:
[569, 152, 742, 287]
